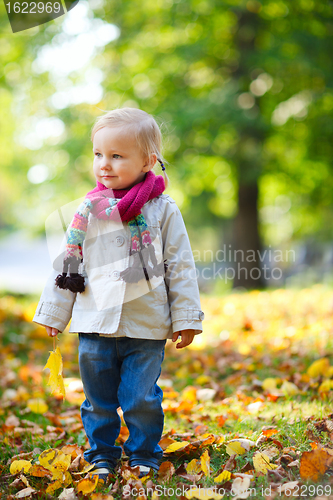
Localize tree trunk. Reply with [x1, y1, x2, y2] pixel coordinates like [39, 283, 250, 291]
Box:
[231, 182, 266, 289]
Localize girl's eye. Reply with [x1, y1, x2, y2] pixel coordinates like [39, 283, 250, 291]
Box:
[113, 154, 121, 158]
[95, 152, 102, 157]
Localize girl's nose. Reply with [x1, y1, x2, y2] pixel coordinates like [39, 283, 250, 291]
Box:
[101, 159, 111, 169]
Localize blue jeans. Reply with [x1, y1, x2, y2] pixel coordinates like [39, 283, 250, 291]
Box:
[78, 334, 166, 470]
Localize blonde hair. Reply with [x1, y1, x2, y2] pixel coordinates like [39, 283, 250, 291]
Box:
[91, 107, 169, 188]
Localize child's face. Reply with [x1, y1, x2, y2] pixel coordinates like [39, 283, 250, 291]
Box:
[93, 126, 150, 190]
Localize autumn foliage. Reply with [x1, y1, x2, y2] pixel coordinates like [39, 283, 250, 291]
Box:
[1, 287, 333, 499]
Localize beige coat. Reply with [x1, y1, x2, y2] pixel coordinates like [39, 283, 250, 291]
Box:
[33, 194, 204, 340]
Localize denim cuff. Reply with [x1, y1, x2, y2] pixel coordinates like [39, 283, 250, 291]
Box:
[84, 451, 120, 466]
[129, 455, 162, 471]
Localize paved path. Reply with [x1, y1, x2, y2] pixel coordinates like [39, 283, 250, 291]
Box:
[0, 232, 53, 294]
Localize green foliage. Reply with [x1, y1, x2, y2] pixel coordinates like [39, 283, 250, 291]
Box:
[0, 0, 333, 246]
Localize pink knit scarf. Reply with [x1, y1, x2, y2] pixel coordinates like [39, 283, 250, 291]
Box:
[88, 170, 165, 221]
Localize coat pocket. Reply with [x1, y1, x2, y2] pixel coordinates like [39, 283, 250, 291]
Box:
[154, 282, 168, 305]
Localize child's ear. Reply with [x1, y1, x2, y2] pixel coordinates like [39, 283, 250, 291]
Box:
[143, 153, 157, 171]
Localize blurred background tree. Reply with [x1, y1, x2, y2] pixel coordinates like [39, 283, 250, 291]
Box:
[0, 0, 332, 289]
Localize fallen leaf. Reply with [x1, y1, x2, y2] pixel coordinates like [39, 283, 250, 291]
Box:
[159, 437, 176, 450]
[10, 477, 27, 489]
[61, 444, 83, 459]
[262, 378, 279, 391]
[181, 386, 197, 403]
[14, 487, 36, 498]
[164, 441, 190, 453]
[27, 398, 48, 414]
[280, 380, 299, 396]
[225, 439, 253, 457]
[9, 452, 34, 463]
[196, 388, 216, 402]
[199, 434, 216, 447]
[58, 488, 78, 500]
[28, 464, 51, 478]
[261, 429, 278, 438]
[262, 446, 279, 459]
[231, 476, 251, 499]
[214, 471, 231, 483]
[215, 435, 225, 445]
[38, 448, 71, 481]
[307, 358, 330, 378]
[185, 487, 224, 499]
[252, 452, 278, 474]
[71, 462, 95, 475]
[186, 459, 202, 475]
[279, 481, 300, 493]
[116, 426, 130, 444]
[201, 450, 210, 477]
[77, 475, 99, 494]
[46, 479, 63, 494]
[299, 446, 333, 481]
[91, 494, 114, 500]
[18, 474, 30, 488]
[158, 461, 175, 482]
[10, 461, 32, 475]
[318, 379, 333, 393]
[224, 455, 237, 471]
[5, 415, 20, 428]
[287, 460, 300, 467]
[216, 415, 227, 427]
[195, 425, 209, 436]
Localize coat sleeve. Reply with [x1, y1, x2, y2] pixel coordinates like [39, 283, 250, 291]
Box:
[33, 268, 77, 333]
[160, 197, 205, 335]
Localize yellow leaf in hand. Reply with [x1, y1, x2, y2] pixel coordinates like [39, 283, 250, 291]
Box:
[10, 460, 32, 475]
[253, 452, 278, 474]
[201, 450, 210, 477]
[43, 346, 66, 399]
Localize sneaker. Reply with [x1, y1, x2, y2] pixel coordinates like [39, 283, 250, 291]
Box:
[90, 460, 115, 482]
[138, 465, 160, 479]
[138, 465, 151, 478]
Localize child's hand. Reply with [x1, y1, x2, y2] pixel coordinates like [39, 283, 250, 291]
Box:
[172, 329, 196, 349]
[44, 326, 60, 337]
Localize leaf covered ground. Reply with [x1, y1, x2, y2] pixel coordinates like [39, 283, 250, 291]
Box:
[1, 285, 333, 499]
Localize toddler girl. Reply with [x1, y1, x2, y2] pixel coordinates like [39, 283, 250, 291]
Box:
[33, 108, 204, 479]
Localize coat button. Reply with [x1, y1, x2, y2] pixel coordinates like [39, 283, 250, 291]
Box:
[199, 311, 205, 320]
[110, 270, 120, 280]
[115, 236, 124, 246]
